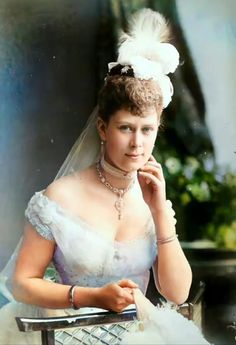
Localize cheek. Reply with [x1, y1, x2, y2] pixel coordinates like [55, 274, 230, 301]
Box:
[145, 135, 156, 149]
[105, 137, 122, 154]
[108, 133, 126, 149]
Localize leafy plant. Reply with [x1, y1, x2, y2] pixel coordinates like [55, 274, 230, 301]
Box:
[154, 148, 236, 249]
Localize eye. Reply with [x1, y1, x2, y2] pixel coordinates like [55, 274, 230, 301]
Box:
[142, 127, 154, 134]
[119, 125, 133, 132]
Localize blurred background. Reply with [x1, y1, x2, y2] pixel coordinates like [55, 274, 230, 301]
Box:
[0, 0, 235, 343]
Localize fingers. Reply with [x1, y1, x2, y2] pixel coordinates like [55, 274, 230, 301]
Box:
[140, 163, 164, 181]
[117, 279, 139, 289]
[117, 280, 138, 304]
[137, 156, 165, 189]
[139, 159, 165, 188]
[122, 287, 133, 295]
[138, 171, 161, 190]
[122, 288, 134, 304]
[100, 282, 137, 312]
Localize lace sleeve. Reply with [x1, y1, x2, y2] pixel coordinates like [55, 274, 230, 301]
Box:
[25, 191, 55, 241]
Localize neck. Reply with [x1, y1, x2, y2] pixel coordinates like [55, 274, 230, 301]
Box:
[98, 156, 137, 190]
[100, 155, 136, 180]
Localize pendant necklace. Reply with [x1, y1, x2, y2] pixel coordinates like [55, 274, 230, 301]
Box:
[96, 162, 136, 220]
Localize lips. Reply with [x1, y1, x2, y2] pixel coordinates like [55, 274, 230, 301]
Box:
[125, 153, 143, 158]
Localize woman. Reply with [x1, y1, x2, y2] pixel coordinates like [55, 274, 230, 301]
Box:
[13, 75, 192, 310]
[0, 8, 193, 344]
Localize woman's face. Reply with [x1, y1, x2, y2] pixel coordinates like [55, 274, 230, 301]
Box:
[98, 107, 160, 172]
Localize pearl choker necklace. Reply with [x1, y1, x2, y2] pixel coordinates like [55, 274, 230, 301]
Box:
[100, 155, 136, 180]
[96, 162, 135, 220]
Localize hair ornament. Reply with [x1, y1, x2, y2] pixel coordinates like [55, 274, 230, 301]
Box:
[108, 8, 180, 108]
[108, 63, 135, 77]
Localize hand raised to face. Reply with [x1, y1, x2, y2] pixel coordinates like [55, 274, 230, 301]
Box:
[137, 155, 167, 213]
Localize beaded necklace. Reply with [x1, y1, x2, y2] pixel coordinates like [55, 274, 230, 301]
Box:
[96, 162, 136, 220]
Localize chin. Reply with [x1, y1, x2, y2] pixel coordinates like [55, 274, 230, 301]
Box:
[121, 160, 145, 172]
[108, 155, 146, 172]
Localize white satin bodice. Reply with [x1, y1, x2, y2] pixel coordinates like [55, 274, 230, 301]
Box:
[25, 191, 157, 293]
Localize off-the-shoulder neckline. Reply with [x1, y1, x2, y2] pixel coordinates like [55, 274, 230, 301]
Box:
[34, 190, 154, 246]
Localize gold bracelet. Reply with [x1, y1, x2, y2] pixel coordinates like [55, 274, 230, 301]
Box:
[157, 233, 178, 245]
[68, 285, 79, 310]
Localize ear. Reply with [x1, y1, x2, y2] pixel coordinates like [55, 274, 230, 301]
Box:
[96, 117, 107, 141]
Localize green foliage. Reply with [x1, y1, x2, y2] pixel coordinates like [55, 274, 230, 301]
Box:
[154, 147, 236, 249]
[44, 266, 60, 282]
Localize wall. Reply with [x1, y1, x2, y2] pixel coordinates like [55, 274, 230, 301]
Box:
[177, 0, 236, 172]
[0, 0, 100, 269]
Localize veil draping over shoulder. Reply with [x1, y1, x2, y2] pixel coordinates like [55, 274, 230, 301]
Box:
[0, 241, 23, 301]
[0, 106, 101, 301]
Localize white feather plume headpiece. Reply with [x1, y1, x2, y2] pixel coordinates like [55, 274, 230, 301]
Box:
[108, 8, 180, 108]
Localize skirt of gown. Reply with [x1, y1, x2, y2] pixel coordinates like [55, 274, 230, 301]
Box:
[0, 301, 42, 345]
[0, 301, 112, 345]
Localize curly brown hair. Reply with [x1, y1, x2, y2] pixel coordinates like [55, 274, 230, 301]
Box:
[97, 75, 163, 122]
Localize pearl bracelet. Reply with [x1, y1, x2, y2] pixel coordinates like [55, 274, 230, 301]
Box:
[157, 233, 178, 245]
[68, 285, 79, 310]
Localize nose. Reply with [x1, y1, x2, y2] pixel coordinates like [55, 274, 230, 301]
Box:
[130, 131, 142, 149]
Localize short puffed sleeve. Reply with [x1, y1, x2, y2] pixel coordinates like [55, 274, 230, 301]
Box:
[25, 191, 55, 241]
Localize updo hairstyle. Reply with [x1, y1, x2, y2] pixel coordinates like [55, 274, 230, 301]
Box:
[97, 74, 163, 123]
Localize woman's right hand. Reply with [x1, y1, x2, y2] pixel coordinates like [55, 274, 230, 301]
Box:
[94, 279, 138, 312]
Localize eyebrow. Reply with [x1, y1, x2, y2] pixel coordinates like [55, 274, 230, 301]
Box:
[115, 121, 157, 126]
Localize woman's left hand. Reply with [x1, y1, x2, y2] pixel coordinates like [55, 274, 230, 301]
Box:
[138, 155, 166, 213]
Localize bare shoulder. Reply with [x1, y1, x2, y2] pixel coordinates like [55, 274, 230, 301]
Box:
[44, 166, 95, 210]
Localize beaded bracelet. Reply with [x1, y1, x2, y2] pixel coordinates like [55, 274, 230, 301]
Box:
[68, 285, 79, 310]
[157, 233, 178, 245]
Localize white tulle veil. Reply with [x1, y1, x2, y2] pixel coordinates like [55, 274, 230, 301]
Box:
[55, 106, 100, 179]
[0, 106, 101, 302]
[0, 8, 180, 304]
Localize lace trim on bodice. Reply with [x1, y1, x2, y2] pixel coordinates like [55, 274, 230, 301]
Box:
[25, 190, 156, 246]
